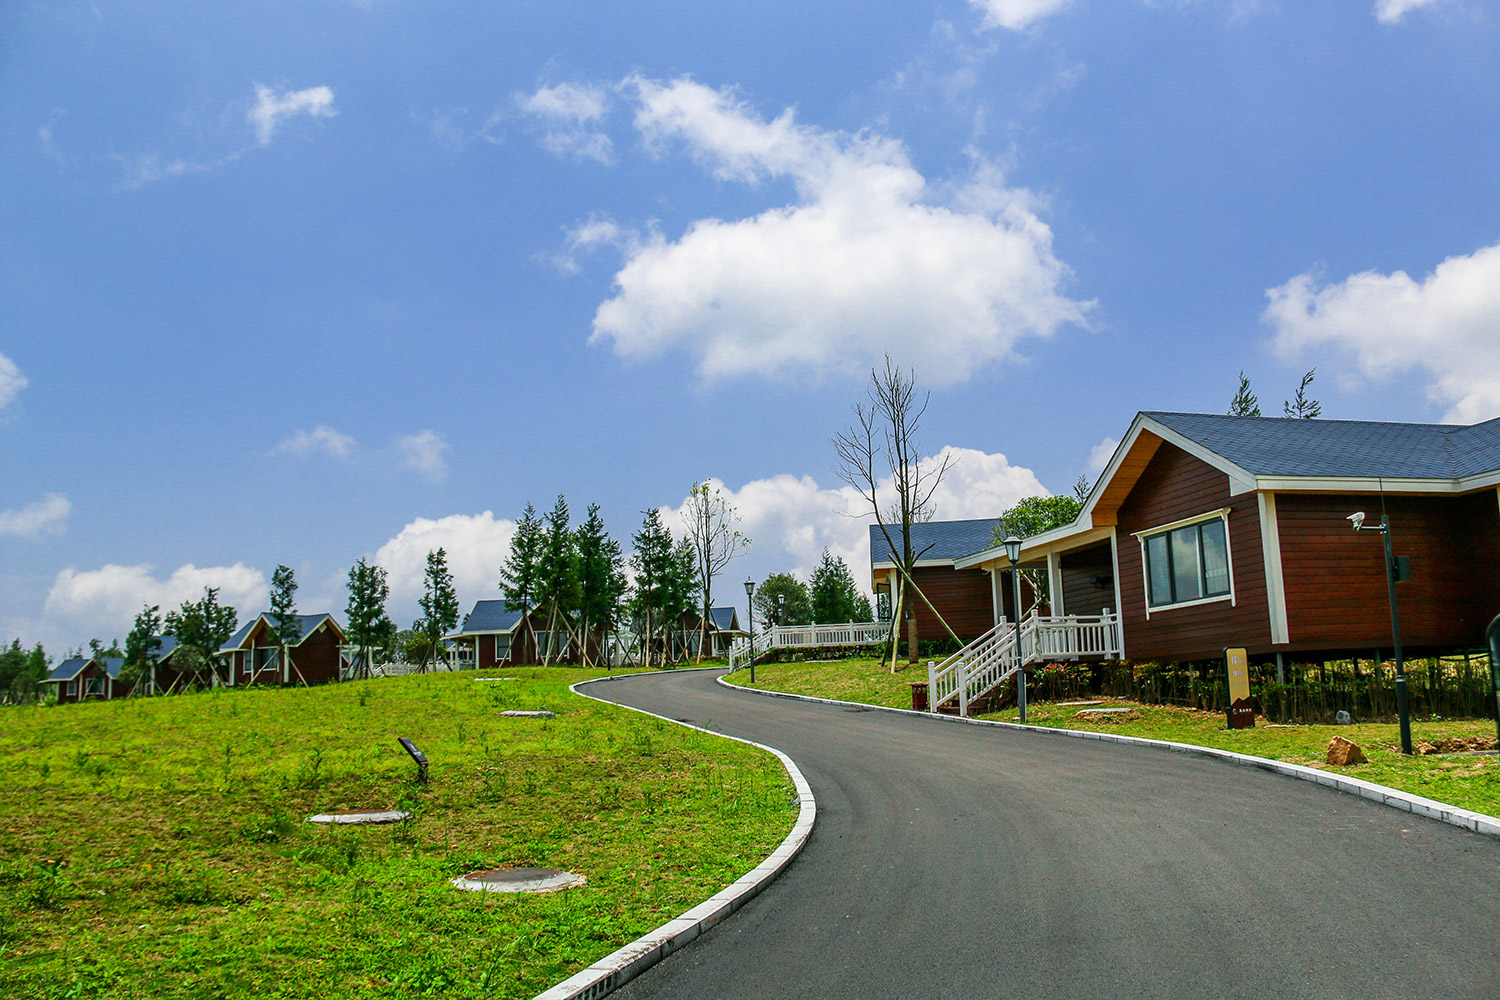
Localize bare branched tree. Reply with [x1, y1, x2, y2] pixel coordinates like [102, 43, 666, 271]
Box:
[682, 481, 751, 662]
[833, 355, 952, 667]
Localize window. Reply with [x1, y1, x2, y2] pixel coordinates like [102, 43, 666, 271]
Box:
[1142, 514, 1231, 609]
[66, 679, 77, 698]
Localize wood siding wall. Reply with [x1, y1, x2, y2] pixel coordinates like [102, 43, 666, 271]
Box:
[907, 566, 997, 641]
[1115, 444, 1271, 661]
[1059, 543, 1116, 617]
[1276, 490, 1500, 652]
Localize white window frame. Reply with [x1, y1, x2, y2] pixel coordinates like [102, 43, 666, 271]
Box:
[1134, 507, 1236, 618]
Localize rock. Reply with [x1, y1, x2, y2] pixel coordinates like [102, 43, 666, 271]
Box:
[1335, 710, 1351, 725]
[1326, 735, 1367, 766]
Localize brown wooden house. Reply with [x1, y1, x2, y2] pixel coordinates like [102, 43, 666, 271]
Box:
[955, 411, 1500, 666]
[42, 656, 124, 704]
[216, 613, 347, 686]
[446, 599, 604, 668]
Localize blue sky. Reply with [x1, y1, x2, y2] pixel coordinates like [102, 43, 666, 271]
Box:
[4, 0, 1499, 654]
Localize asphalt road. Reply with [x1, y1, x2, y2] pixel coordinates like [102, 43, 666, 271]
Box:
[583, 669, 1500, 1000]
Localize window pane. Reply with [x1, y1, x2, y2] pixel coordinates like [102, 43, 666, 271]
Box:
[1146, 533, 1173, 606]
[1170, 527, 1202, 602]
[1201, 520, 1230, 596]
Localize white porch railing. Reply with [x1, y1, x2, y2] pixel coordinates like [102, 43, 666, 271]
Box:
[727, 621, 889, 671]
[928, 611, 1121, 715]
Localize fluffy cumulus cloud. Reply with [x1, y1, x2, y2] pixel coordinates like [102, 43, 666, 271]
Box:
[1087, 437, 1119, 476]
[0, 352, 26, 408]
[249, 84, 337, 146]
[969, 0, 1071, 31]
[0, 493, 71, 538]
[272, 425, 356, 461]
[395, 430, 450, 484]
[44, 563, 268, 644]
[518, 83, 614, 164]
[587, 77, 1089, 385]
[663, 446, 1047, 592]
[1265, 242, 1500, 423]
[1373, 0, 1445, 23]
[370, 511, 517, 611]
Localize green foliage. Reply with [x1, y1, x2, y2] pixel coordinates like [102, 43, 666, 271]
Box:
[499, 502, 544, 615]
[1283, 368, 1322, 418]
[809, 550, 870, 623]
[753, 572, 811, 626]
[1229, 369, 1262, 417]
[165, 588, 239, 685]
[0, 639, 48, 703]
[270, 565, 301, 647]
[682, 480, 751, 629]
[629, 510, 698, 663]
[537, 496, 581, 644]
[576, 503, 628, 638]
[418, 548, 460, 669]
[345, 559, 395, 674]
[991, 495, 1083, 544]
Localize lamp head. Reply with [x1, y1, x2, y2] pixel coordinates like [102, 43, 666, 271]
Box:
[1003, 535, 1023, 564]
[1347, 511, 1366, 531]
[744, 577, 755, 597]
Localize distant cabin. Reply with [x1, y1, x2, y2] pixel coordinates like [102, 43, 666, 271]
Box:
[672, 606, 748, 659]
[43, 656, 124, 704]
[447, 600, 605, 668]
[216, 613, 347, 686]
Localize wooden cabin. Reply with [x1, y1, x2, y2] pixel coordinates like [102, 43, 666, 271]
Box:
[955, 411, 1500, 665]
[216, 613, 347, 686]
[447, 599, 605, 668]
[43, 656, 123, 704]
[671, 607, 748, 659]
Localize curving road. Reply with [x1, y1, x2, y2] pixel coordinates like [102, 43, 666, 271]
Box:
[583, 669, 1500, 1000]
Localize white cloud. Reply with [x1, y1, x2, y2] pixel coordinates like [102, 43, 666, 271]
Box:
[272, 425, 356, 461]
[663, 446, 1046, 593]
[518, 83, 614, 164]
[589, 77, 1089, 385]
[1087, 437, 1119, 475]
[0, 352, 27, 408]
[1374, 0, 1445, 23]
[249, 84, 337, 146]
[370, 511, 518, 614]
[0, 494, 71, 538]
[43, 563, 268, 644]
[969, 0, 1071, 31]
[395, 430, 450, 483]
[1265, 241, 1500, 423]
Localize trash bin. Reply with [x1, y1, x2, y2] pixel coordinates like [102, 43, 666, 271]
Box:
[911, 681, 929, 712]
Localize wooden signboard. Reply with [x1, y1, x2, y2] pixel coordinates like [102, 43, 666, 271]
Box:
[1225, 646, 1254, 730]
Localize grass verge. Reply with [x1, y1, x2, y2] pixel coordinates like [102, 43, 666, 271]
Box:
[0, 668, 796, 999]
[726, 657, 1500, 817]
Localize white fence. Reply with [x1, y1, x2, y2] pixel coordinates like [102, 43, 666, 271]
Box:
[727, 621, 891, 671]
[928, 611, 1121, 715]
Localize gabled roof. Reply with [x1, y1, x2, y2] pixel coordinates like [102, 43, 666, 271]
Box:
[220, 613, 345, 651]
[1143, 411, 1500, 480]
[449, 599, 525, 636]
[869, 517, 1003, 568]
[710, 606, 742, 633]
[45, 656, 123, 683]
[152, 635, 179, 661]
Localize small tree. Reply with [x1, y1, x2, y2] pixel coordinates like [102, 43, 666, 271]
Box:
[499, 502, 544, 654]
[630, 509, 686, 667]
[576, 503, 628, 668]
[1229, 370, 1262, 417]
[345, 558, 395, 679]
[990, 496, 1082, 544]
[809, 550, 869, 624]
[123, 603, 163, 694]
[1283, 368, 1322, 419]
[1072, 474, 1093, 503]
[269, 564, 301, 683]
[681, 481, 751, 662]
[754, 573, 812, 627]
[417, 548, 460, 671]
[535, 495, 581, 665]
[165, 588, 239, 687]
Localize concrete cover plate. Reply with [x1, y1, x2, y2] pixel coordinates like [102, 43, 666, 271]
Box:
[451, 867, 586, 893]
[1075, 706, 1134, 715]
[306, 810, 411, 825]
[499, 709, 556, 718]
[1058, 700, 1103, 707]
[474, 677, 518, 682]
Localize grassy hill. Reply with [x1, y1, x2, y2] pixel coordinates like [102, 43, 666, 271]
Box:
[0, 668, 796, 999]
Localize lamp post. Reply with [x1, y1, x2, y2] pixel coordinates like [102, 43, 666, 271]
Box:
[1349, 511, 1412, 754]
[744, 577, 757, 684]
[1004, 535, 1027, 724]
[777, 592, 786, 626]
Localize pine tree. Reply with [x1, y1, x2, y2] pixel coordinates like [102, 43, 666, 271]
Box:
[1283, 368, 1322, 419]
[123, 603, 163, 694]
[418, 548, 461, 672]
[499, 502, 544, 654]
[269, 565, 300, 683]
[345, 558, 395, 679]
[810, 549, 867, 624]
[1229, 370, 1262, 417]
[630, 509, 677, 667]
[576, 503, 627, 668]
[535, 495, 580, 664]
[165, 588, 238, 686]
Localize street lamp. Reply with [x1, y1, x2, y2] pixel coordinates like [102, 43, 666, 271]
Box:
[1004, 535, 1027, 724]
[744, 577, 757, 684]
[777, 592, 786, 626]
[1350, 511, 1412, 754]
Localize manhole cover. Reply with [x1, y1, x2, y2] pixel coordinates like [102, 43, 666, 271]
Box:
[451, 868, 586, 893]
[498, 710, 555, 719]
[306, 810, 411, 825]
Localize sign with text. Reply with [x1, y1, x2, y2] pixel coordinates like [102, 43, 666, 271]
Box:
[1225, 646, 1254, 730]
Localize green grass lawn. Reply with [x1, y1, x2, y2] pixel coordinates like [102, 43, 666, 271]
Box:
[727, 657, 1500, 817]
[0, 668, 797, 1000]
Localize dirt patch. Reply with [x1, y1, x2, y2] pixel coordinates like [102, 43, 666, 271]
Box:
[1415, 736, 1499, 755]
[1082, 709, 1143, 725]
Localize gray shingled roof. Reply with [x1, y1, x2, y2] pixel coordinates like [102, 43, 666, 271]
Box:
[455, 600, 524, 634]
[1146, 412, 1500, 479]
[710, 607, 741, 632]
[869, 517, 1003, 566]
[220, 613, 339, 651]
[45, 656, 123, 682]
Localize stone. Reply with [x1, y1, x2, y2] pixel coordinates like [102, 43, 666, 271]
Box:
[451, 867, 585, 893]
[306, 810, 411, 825]
[1335, 710, 1352, 725]
[1326, 735, 1367, 766]
[499, 709, 555, 719]
[1075, 706, 1133, 715]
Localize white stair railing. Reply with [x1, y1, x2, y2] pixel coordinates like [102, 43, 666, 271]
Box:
[929, 610, 1121, 714]
[728, 621, 889, 671]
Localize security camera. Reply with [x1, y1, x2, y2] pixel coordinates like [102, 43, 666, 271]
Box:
[1347, 511, 1366, 531]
